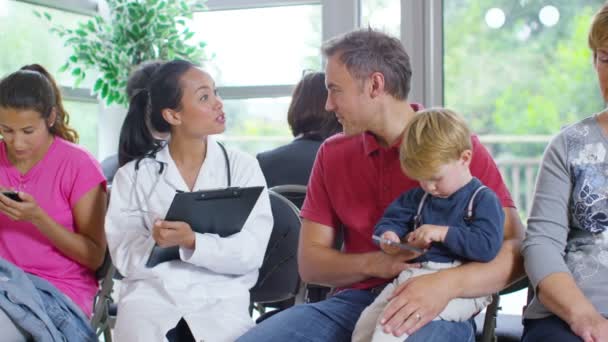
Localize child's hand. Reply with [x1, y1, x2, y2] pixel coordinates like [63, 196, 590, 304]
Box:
[380, 231, 402, 255]
[406, 224, 448, 248]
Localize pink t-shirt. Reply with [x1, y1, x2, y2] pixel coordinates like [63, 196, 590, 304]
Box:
[0, 137, 106, 316]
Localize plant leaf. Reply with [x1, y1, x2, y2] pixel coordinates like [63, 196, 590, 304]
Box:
[58, 62, 70, 73]
[44, 0, 211, 106]
[93, 78, 103, 92]
[101, 83, 109, 99]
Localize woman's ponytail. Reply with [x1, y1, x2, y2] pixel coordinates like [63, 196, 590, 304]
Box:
[118, 59, 194, 166]
[118, 89, 162, 166]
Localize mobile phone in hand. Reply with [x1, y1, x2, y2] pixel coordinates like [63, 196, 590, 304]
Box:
[372, 235, 425, 254]
[2, 191, 22, 202]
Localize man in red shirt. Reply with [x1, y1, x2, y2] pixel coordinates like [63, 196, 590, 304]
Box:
[238, 28, 525, 342]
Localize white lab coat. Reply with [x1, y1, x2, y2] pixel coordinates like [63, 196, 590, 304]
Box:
[105, 137, 273, 342]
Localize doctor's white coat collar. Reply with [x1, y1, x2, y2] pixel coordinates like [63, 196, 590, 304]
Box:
[151, 136, 229, 192]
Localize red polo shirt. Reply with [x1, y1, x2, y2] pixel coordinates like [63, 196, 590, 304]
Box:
[301, 118, 515, 291]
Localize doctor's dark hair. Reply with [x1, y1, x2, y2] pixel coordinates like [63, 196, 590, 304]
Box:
[0, 64, 79, 143]
[118, 59, 194, 166]
[126, 60, 163, 100]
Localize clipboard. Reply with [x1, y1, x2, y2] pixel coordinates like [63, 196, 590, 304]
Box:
[146, 186, 264, 267]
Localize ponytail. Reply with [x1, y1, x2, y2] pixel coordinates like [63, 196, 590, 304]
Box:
[118, 89, 163, 166]
[19, 64, 79, 143]
[118, 59, 194, 167]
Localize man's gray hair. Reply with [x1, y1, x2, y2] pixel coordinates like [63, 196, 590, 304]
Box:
[322, 28, 412, 100]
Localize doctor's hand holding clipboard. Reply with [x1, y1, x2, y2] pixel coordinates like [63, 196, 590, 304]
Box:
[144, 186, 264, 267]
[152, 219, 196, 250]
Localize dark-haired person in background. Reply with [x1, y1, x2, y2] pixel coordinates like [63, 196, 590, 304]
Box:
[256, 72, 342, 189]
[0, 64, 106, 341]
[105, 59, 272, 341]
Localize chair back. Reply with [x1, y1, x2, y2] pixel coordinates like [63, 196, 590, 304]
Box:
[90, 251, 117, 340]
[270, 184, 307, 209]
[477, 276, 529, 342]
[90, 186, 117, 341]
[250, 190, 301, 304]
[101, 154, 119, 184]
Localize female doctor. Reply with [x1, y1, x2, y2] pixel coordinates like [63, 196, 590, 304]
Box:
[105, 60, 273, 342]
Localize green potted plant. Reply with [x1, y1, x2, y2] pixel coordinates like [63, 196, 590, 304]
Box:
[35, 0, 210, 106]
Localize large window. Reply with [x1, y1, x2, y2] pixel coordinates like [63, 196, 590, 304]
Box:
[444, 0, 604, 157]
[193, 5, 322, 86]
[444, 0, 606, 316]
[0, 0, 99, 156]
[220, 97, 291, 154]
[0, 0, 95, 88]
[64, 100, 98, 155]
[191, 4, 322, 154]
[444, 0, 605, 217]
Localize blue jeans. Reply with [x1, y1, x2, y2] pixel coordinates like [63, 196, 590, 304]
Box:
[37, 286, 97, 342]
[522, 315, 582, 342]
[237, 289, 475, 342]
[0, 257, 96, 341]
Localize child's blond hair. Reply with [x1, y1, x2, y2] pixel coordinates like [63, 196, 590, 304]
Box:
[589, 3, 608, 58]
[400, 108, 472, 180]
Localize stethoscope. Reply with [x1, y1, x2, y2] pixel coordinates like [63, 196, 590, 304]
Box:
[133, 141, 230, 181]
[134, 142, 167, 175]
[135, 156, 166, 175]
[127, 141, 232, 215]
[124, 156, 168, 218]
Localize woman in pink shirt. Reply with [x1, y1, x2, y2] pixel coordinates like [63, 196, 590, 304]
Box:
[0, 64, 106, 341]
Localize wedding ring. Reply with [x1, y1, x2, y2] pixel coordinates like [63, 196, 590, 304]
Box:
[415, 312, 421, 321]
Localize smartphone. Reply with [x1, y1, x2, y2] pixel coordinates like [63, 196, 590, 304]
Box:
[2, 191, 22, 202]
[372, 235, 425, 254]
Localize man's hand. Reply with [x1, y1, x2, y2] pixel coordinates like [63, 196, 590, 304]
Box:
[366, 248, 422, 280]
[379, 271, 453, 337]
[152, 220, 196, 249]
[570, 312, 608, 342]
[406, 224, 448, 248]
[380, 231, 403, 255]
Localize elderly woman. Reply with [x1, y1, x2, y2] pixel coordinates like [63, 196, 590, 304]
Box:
[522, 4, 608, 341]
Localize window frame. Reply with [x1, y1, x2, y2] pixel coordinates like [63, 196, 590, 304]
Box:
[17, 0, 439, 159]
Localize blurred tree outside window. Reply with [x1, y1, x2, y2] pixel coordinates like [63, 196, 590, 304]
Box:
[444, 0, 605, 159]
[220, 97, 291, 154]
[444, 0, 606, 315]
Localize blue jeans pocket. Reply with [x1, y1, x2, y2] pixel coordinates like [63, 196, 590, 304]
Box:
[39, 289, 96, 342]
